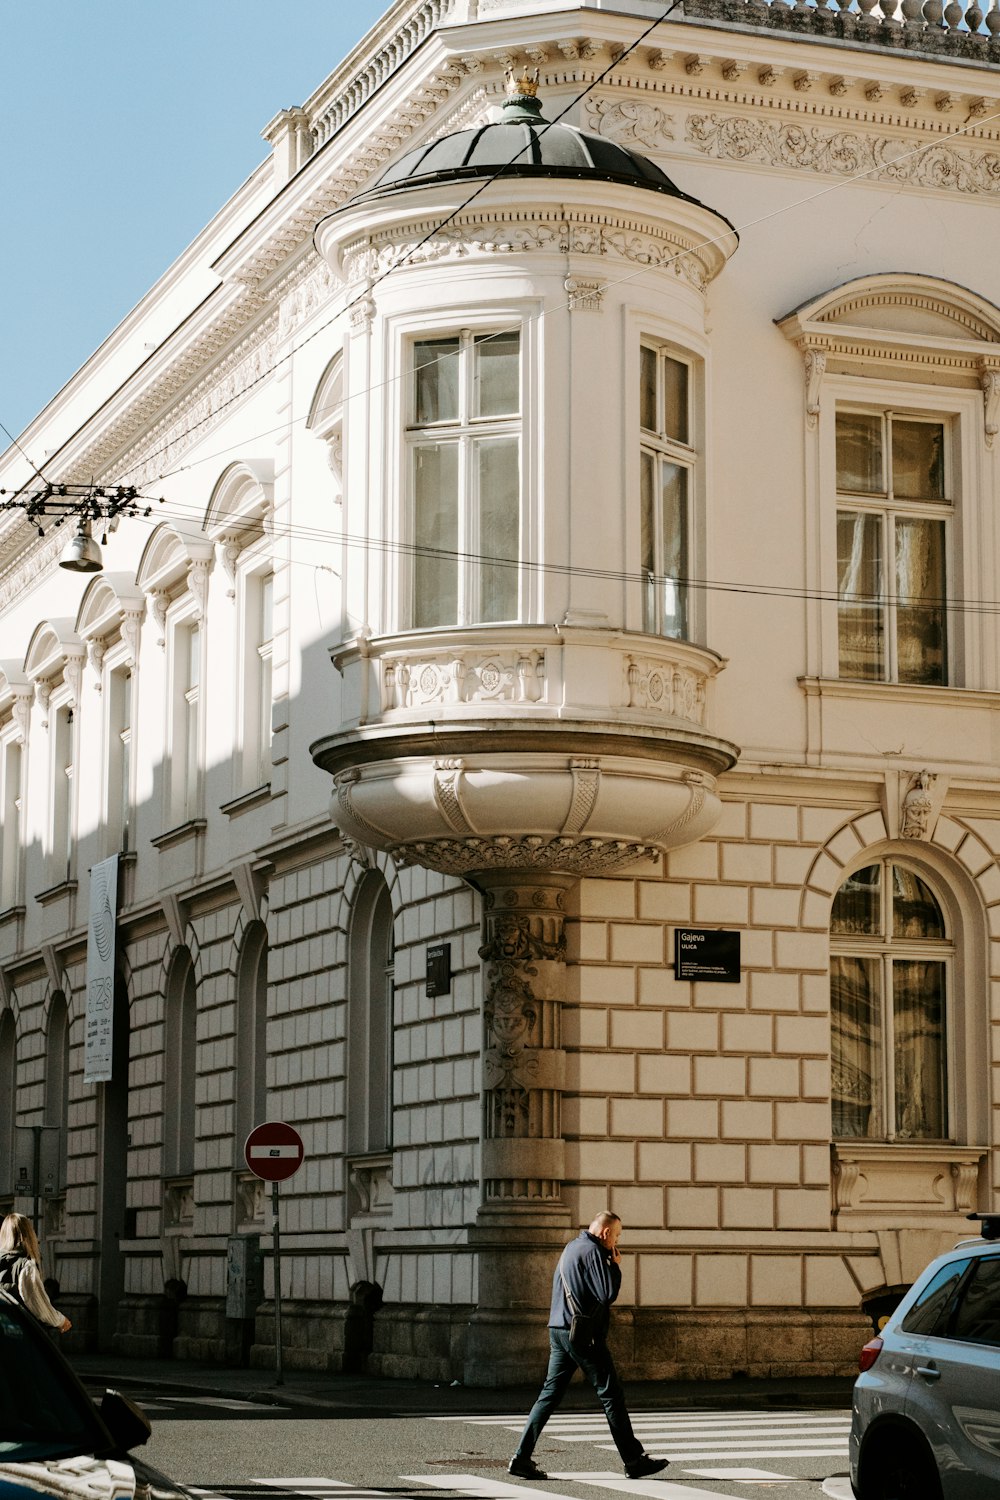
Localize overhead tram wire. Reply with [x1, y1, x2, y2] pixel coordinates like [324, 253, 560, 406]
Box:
[12, 6, 1000, 503]
[140, 91, 1000, 491]
[118, 495, 1000, 622]
[104, 0, 683, 489]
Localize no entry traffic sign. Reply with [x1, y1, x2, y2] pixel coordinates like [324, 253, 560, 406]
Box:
[244, 1121, 304, 1183]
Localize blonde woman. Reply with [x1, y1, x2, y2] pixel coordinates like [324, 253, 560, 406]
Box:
[0, 1213, 71, 1332]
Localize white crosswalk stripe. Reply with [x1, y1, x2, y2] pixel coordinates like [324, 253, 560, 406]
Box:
[405, 1473, 734, 1500]
[433, 1407, 850, 1469]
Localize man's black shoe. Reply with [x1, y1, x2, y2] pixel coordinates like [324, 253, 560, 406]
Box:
[625, 1455, 669, 1479]
[508, 1458, 549, 1480]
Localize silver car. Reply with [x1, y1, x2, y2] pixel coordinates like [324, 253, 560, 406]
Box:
[850, 1216, 1000, 1499]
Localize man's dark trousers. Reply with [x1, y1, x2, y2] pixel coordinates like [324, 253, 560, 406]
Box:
[514, 1329, 644, 1466]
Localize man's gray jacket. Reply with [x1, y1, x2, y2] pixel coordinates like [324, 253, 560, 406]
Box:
[548, 1230, 621, 1331]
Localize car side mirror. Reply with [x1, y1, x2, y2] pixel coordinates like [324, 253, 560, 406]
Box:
[99, 1390, 152, 1451]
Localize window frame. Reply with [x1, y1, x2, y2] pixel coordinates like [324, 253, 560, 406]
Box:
[624, 311, 706, 644]
[166, 599, 205, 827]
[0, 728, 24, 910]
[831, 856, 955, 1145]
[390, 304, 538, 633]
[234, 556, 275, 796]
[638, 339, 698, 641]
[814, 375, 980, 689]
[834, 403, 955, 687]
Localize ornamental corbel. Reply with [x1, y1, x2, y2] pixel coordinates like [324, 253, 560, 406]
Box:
[88, 640, 106, 690]
[684, 54, 707, 75]
[564, 276, 606, 312]
[121, 608, 143, 669]
[721, 60, 748, 81]
[188, 558, 211, 621]
[647, 49, 673, 70]
[758, 65, 784, 86]
[217, 532, 243, 600]
[793, 71, 820, 92]
[802, 344, 827, 428]
[349, 295, 376, 331]
[151, 590, 169, 648]
[35, 680, 51, 729]
[865, 80, 886, 102]
[979, 361, 1000, 448]
[63, 657, 84, 710]
[11, 688, 32, 744]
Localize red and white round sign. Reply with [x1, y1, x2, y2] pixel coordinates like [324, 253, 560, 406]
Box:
[244, 1121, 305, 1182]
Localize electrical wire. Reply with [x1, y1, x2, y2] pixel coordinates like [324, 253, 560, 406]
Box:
[5, 3, 1000, 517]
[109, 496, 1000, 621]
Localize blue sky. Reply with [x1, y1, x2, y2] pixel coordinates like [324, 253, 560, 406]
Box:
[0, 1, 388, 448]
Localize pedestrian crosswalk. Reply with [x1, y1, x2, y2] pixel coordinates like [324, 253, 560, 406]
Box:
[133, 1395, 287, 1416]
[433, 1407, 850, 1476]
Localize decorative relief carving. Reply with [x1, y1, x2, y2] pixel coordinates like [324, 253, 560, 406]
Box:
[121, 609, 143, 668]
[235, 1174, 266, 1226]
[383, 649, 544, 710]
[648, 779, 708, 845]
[981, 364, 1000, 448]
[11, 690, 31, 744]
[901, 769, 936, 838]
[347, 1156, 394, 1217]
[563, 760, 601, 836]
[393, 834, 658, 876]
[88, 640, 106, 689]
[433, 759, 475, 835]
[340, 212, 719, 293]
[584, 96, 676, 150]
[483, 958, 538, 1134]
[803, 346, 827, 428]
[687, 112, 1000, 200]
[625, 655, 707, 723]
[564, 276, 606, 312]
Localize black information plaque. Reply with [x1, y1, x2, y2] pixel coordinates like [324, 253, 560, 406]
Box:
[674, 927, 741, 983]
[426, 941, 452, 997]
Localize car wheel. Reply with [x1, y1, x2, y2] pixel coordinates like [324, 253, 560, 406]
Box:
[860, 1434, 942, 1500]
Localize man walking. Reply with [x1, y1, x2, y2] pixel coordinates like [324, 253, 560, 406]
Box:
[508, 1211, 668, 1481]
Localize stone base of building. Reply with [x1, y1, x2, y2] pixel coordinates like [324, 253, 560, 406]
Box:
[374, 1304, 872, 1387]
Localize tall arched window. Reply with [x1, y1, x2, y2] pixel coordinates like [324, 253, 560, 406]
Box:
[164, 948, 197, 1178]
[347, 873, 395, 1157]
[831, 860, 951, 1142]
[45, 991, 69, 1192]
[235, 922, 268, 1152]
[0, 1009, 16, 1200]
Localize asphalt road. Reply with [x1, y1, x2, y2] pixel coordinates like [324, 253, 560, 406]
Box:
[103, 1384, 854, 1500]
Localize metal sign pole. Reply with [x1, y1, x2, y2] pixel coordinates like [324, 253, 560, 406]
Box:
[271, 1180, 284, 1386]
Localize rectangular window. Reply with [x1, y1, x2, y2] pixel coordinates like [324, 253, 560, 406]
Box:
[640, 344, 694, 639]
[0, 739, 22, 909]
[107, 669, 132, 853]
[170, 622, 201, 824]
[252, 573, 273, 788]
[408, 330, 521, 627]
[836, 409, 950, 685]
[51, 706, 74, 883]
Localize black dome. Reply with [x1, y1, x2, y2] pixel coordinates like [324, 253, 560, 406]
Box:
[350, 93, 708, 209]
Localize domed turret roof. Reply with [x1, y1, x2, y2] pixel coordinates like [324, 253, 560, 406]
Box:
[348, 73, 715, 212]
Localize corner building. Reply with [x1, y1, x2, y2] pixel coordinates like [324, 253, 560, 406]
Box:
[2, 0, 1000, 1382]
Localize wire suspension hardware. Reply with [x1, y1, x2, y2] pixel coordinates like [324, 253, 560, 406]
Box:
[0, 482, 165, 541]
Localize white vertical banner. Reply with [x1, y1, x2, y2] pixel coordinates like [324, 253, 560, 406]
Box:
[84, 854, 119, 1084]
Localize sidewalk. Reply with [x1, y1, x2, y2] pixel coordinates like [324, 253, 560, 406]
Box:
[70, 1350, 855, 1416]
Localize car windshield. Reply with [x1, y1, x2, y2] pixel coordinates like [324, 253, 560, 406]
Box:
[0, 1298, 107, 1462]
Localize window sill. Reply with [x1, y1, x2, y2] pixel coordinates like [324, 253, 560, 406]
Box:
[35, 880, 78, 907]
[151, 819, 207, 851]
[0, 904, 25, 927]
[799, 676, 1000, 709]
[220, 784, 271, 818]
[832, 1141, 986, 1221]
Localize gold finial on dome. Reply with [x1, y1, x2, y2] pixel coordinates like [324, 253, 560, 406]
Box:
[504, 65, 540, 99]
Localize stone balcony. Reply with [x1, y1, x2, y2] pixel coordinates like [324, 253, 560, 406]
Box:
[311, 626, 739, 876]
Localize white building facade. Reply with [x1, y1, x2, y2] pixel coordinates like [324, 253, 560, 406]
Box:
[2, 0, 1000, 1382]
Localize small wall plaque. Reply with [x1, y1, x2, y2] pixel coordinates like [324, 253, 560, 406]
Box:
[426, 942, 452, 997]
[674, 927, 741, 983]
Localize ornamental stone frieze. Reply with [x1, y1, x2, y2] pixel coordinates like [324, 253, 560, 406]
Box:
[686, 111, 1000, 199]
[331, 205, 727, 294]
